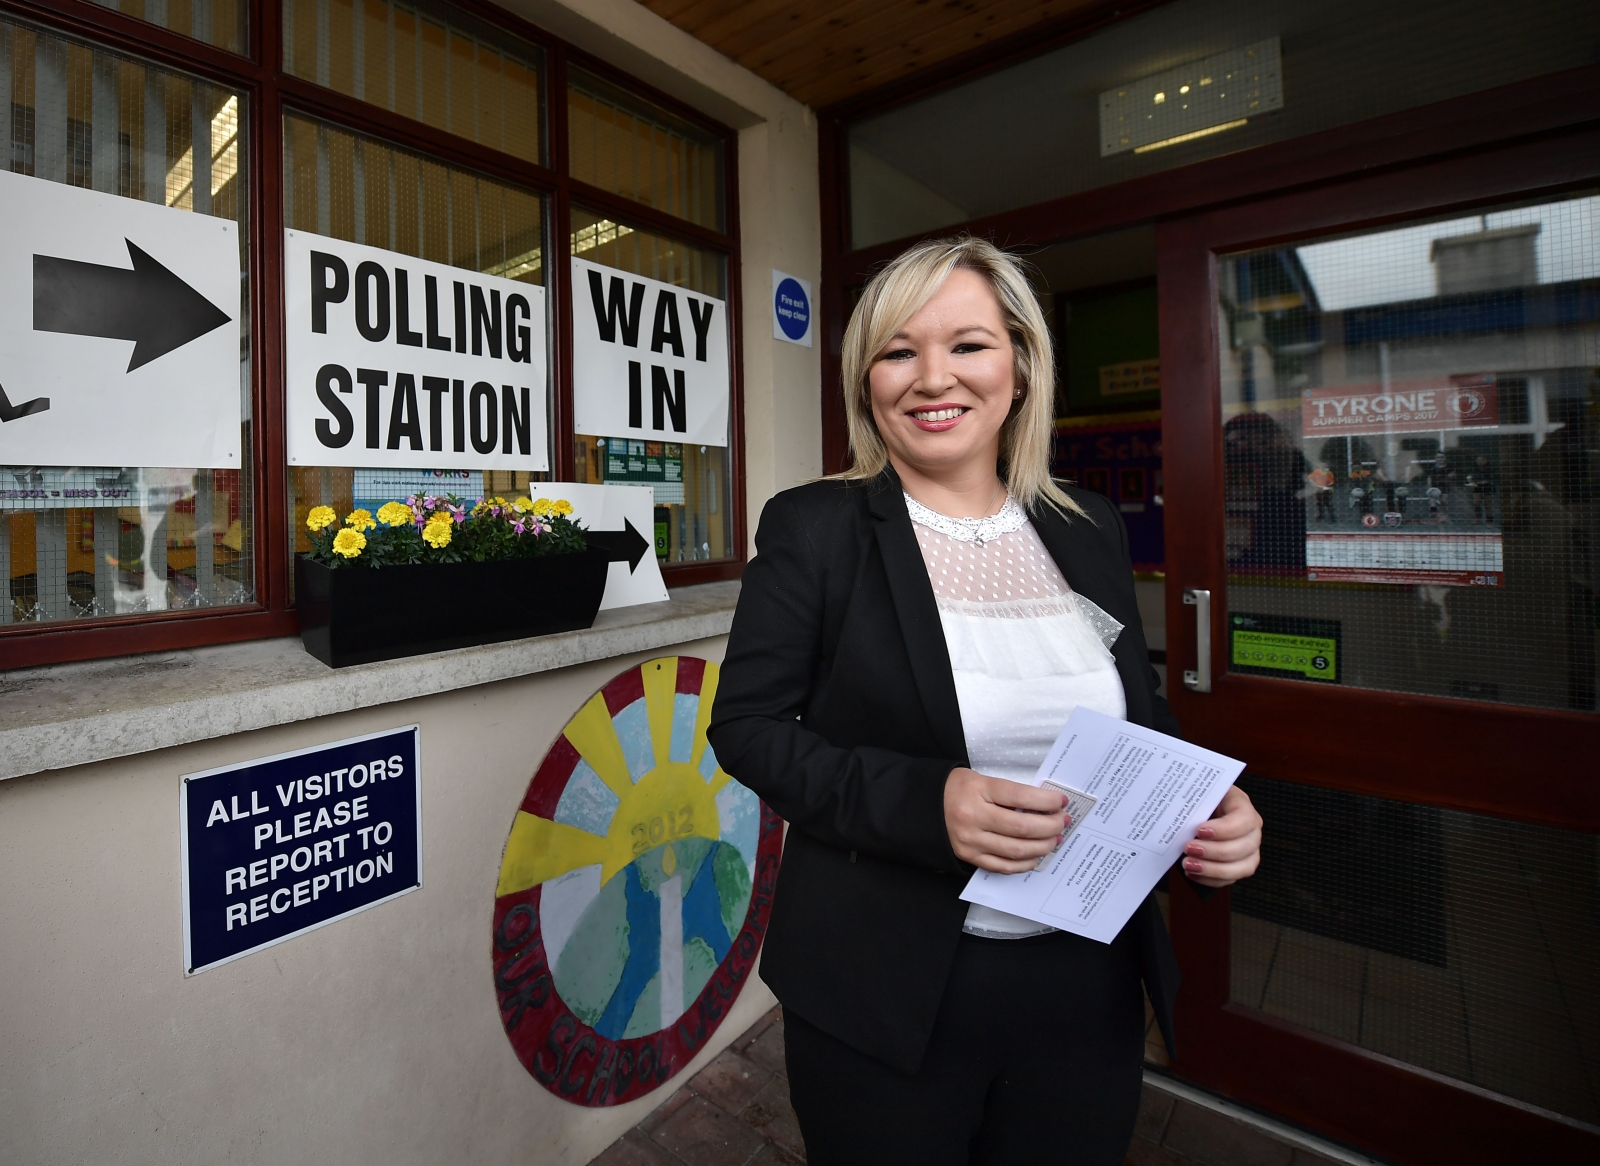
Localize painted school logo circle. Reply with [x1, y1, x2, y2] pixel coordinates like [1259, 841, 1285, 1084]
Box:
[491, 656, 780, 1106]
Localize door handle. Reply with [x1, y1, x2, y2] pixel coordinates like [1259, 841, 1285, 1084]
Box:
[1183, 588, 1211, 693]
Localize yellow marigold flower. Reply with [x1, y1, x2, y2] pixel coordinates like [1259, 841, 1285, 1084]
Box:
[376, 501, 414, 527]
[512, 496, 535, 513]
[305, 505, 337, 531]
[345, 508, 376, 532]
[531, 497, 556, 517]
[422, 521, 452, 548]
[332, 528, 367, 558]
[553, 499, 574, 517]
[425, 510, 453, 525]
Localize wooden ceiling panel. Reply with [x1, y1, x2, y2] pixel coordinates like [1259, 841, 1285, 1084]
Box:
[635, 0, 1110, 109]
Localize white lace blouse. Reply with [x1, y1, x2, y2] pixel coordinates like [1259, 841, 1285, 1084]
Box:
[905, 492, 1127, 938]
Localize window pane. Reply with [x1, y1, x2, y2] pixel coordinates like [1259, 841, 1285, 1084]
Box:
[848, 0, 1600, 249]
[88, 0, 246, 55]
[570, 206, 731, 563]
[283, 112, 548, 566]
[568, 68, 723, 232]
[1216, 192, 1600, 712]
[283, 0, 542, 167]
[1232, 776, 1600, 1124]
[1, 18, 252, 628]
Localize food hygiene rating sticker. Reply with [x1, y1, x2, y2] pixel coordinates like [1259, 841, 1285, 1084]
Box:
[1229, 613, 1340, 683]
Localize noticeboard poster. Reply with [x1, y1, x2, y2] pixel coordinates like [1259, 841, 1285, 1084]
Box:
[1299, 374, 1502, 587]
[1053, 411, 1163, 572]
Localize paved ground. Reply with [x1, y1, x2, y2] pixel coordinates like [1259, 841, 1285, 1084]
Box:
[591, 1006, 804, 1166]
[592, 1002, 1351, 1166]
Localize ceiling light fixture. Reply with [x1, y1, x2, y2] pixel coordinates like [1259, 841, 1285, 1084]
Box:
[1099, 38, 1281, 156]
[1133, 119, 1250, 153]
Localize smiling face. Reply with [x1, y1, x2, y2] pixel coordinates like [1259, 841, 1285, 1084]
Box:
[867, 267, 1017, 493]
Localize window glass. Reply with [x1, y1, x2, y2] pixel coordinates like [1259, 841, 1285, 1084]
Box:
[284, 0, 542, 167]
[89, 0, 247, 55]
[1232, 776, 1600, 1125]
[283, 112, 548, 567]
[568, 67, 723, 232]
[570, 206, 731, 563]
[1, 18, 252, 628]
[848, 0, 1600, 249]
[1216, 191, 1599, 712]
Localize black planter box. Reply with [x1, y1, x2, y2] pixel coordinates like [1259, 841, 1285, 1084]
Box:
[295, 547, 610, 668]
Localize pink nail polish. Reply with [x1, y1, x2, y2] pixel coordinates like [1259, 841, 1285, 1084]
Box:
[1195, 827, 1216, 840]
[1063, 815, 1073, 827]
[1183, 858, 1203, 872]
[1185, 843, 1204, 858]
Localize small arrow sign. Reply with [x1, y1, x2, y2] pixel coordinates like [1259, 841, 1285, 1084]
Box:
[0, 382, 49, 422]
[34, 238, 232, 372]
[585, 518, 652, 573]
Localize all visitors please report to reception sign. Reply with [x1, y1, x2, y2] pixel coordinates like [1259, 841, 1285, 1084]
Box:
[181, 727, 422, 974]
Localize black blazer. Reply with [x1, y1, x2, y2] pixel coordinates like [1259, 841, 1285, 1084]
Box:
[708, 469, 1185, 1074]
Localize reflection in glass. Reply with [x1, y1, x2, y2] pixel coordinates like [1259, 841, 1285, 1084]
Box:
[570, 207, 731, 564]
[1231, 777, 1600, 1125]
[847, 0, 1600, 249]
[568, 68, 723, 232]
[1217, 193, 1599, 711]
[282, 113, 548, 572]
[90, 0, 247, 55]
[1, 19, 252, 626]
[283, 0, 542, 166]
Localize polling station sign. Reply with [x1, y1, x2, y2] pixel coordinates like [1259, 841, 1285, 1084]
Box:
[0, 168, 241, 468]
[572, 256, 729, 447]
[285, 230, 549, 471]
[181, 726, 422, 974]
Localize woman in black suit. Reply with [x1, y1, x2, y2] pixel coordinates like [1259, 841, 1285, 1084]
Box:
[708, 238, 1261, 1165]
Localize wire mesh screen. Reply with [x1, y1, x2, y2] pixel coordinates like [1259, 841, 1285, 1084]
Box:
[847, 0, 1600, 250]
[283, 0, 542, 167]
[568, 206, 730, 564]
[0, 17, 252, 626]
[89, 0, 247, 56]
[567, 67, 723, 232]
[1217, 192, 1600, 711]
[1232, 776, 1600, 1124]
[283, 111, 548, 569]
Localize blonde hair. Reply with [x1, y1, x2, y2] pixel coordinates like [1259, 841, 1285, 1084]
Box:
[833, 236, 1084, 518]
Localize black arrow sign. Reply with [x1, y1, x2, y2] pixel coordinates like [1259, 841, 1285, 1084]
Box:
[585, 518, 652, 573]
[34, 239, 232, 372]
[0, 382, 49, 423]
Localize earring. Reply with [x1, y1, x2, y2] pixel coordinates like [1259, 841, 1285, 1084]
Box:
[1013, 389, 1023, 398]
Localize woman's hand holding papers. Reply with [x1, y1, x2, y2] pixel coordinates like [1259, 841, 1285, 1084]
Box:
[1180, 785, 1263, 888]
[944, 767, 1070, 873]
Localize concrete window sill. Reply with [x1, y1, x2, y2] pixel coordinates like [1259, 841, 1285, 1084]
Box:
[0, 580, 740, 782]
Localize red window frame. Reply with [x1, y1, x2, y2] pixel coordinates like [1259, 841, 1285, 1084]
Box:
[0, 0, 746, 669]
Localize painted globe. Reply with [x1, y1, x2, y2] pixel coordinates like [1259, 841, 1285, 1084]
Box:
[491, 656, 781, 1105]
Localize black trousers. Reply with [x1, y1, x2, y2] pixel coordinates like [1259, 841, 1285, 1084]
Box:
[784, 928, 1146, 1166]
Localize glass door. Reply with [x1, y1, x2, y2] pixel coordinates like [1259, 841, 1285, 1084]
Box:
[1157, 136, 1599, 1163]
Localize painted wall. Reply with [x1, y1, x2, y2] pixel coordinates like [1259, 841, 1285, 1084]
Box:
[500, 0, 825, 551]
[0, 636, 781, 1166]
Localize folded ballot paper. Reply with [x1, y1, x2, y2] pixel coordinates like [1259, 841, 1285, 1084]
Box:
[961, 707, 1245, 943]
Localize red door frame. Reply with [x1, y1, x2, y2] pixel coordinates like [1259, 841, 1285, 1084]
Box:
[1159, 128, 1600, 1163]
